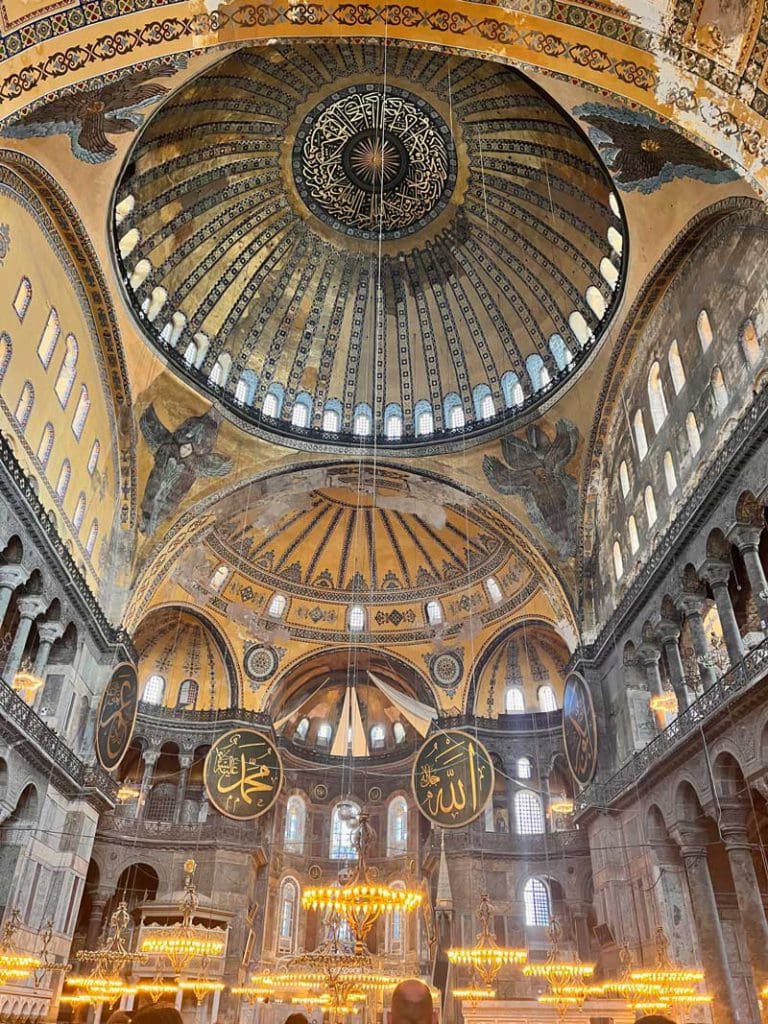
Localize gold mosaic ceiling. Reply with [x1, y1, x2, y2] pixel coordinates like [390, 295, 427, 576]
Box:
[114, 40, 626, 451]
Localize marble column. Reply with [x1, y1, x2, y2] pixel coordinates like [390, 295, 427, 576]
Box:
[33, 621, 64, 677]
[0, 565, 28, 625]
[570, 902, 592, 961]
[174, 755, 192, 824]
[3, 595, 46, 685]
[86, 892, 108, 948]
[657, 621, 690, 711]
[638, 644, 666, 729]
[677, 828, 740, 1024]
[719, 802, 768, 988]
[704, 560, 745, 667]
[137, 751, 159, 820]
[680, 596, 717, 688]
[731, 525, 768, 630]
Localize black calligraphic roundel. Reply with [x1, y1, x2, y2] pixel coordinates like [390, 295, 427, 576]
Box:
[412, 729, 495, 828]
[95, 662, 139, 771]
[562, 671, 599, 787]
[204, 728, 283, 820]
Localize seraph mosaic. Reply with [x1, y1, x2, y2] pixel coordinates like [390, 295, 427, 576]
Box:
[574, 103, 738, 193]
[1, 63, 183, 163]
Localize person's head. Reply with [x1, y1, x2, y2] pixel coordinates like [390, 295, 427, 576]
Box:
[131, 1005, 184, 1024]
[391, 980, 433, 1024]
[284, 1014, 309, 1024]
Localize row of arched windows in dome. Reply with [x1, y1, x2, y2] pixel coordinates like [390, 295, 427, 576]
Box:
[294, 717, 407, 749]
[504, 684, 559, 714]
[611, 311, 764, 584]
[141, 674, 199, 709]
[283, 795, 409, 859]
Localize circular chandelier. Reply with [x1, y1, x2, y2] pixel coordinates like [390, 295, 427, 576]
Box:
[135, 977, 180, 1003]
[448, 893, 527, 984]
[451, 986, 496, 1002]
[602, 933, 710, 1014]
[139, 860, 225, 974]
[63, 901, 147, 1006]
[0, 910, 42, 986]
[301, 812, 422, 952]
[523, 918, 595, 1018]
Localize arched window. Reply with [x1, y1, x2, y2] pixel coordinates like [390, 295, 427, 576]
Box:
[15, 381, 35, 430]
[414, 401, 434, 436]
[295, 717, 310, 741]
[263, 388, 282, 419]
[183, 340, 198, 368]
[569, 311, 592, 349]
[370, 724, 386, 750]
[628, 515, 639, 554]
[501, 372, 525, 408]
[209, 564, 230, 593]
[387, 796, 408, 855]
[711, 366, 728, 412]
[586, 286, 606, 319]
[37, 423, 54, 469]
[56, 459, 71, 500]
[425, 600, 443, 626]
[633, 410, 648, 460]
[0, 333, 11, 384]
[142, 674, 165, 705]
[85, 520, 99, 556]
[208, 359, 224, 387]
[526, 354, 550, 392]
[515, 791, 545, 835]
[479, 393, 495, 420]
[277, 878, 299, 953]
[538, 686, 558, 713]
[73, 493, 86, 531]
[697, 310, 713, 351]
[71, 385, 90, 439]
[316, 721, 332, 747]
[284, 795, 306, 853]
[268, 593, 287, 619]
[663, 451, 677, 495]
[447, 403, 465, 429]
[686, 411, 701, 455]
[13, 278, 32, 321]
[384, 404, 403, 439]
[505, 686, 524, 713]
[523, 878, 550, 927]
[177, 679, 198, 709]
[330, 802, 360, 859]
[393, 722, 406, 744]
[613, 541, 624, 581]
[600, 257, 619, 290]
[647, 362, 668, 432]
[485, 577, 503, 604]
[234, 376, 249, 405]
[548, 335, 573, 372]
[668, 340, 685, 394]
[387, 903, 404, 955]
[353, 404, 373, 436]
[644, 485, 657, 527]
[741, 319, 761, 367]
[38, 310, 60, 368]
[291, 394, 312, 429]
[87, 440, 100, 475]
[54, 335, 78, 407]
[516, 757, 532, 780]
[607, 226, 623, 256]
[619, 460, 630, 498]
[348, 605, 365, 632]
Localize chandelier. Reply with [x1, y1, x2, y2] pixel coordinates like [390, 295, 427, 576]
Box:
[451, 986, 496, 1002]
[523, 918, 595, 1017]
[448, 893, 527, 984]
[625, 928, 709, 1012]
[179, 977, 225, 1004]
[12, 659, 43, 701]
[649, 692, 678, 715]
[302, 812, 422, 952]
[231, 984, 274, 1004]
[135, 976, 180, 1003]
[139, 860, 225, 973]
[65, 901, 146, 1005]
[0, 910, 42, 986]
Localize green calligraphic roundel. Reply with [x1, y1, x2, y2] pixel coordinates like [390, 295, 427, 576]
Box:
[412, 729, 495, 828]
[562, 671, 599, 787]
[95, 662, 139, 771]
[204, 728, 283, 820]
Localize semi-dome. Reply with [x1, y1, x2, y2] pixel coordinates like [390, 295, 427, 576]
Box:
[114, 41, 626, 452]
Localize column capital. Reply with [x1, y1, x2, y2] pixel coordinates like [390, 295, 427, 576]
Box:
[702, 559, 732, 588]
[674, 822, 710, 858]
[679, 593, 706, 617]
[178, 754, 193, 770]
[16, 595, 47, 620]
[37, 621, 65, 645]
[729, 524, 764, 551]
[657, 620, 681, 645]
[717, 800, 751, 840]
[142, 750, 160, 767]
[0, 565, 29, 590]
[637, 643, 661, 665]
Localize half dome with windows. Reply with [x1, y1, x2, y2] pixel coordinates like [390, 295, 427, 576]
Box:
[113, 40, 626, 453]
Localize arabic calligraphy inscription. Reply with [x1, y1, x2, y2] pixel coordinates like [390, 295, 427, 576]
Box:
[204, 728, 283, 820]
[412, 729, 494, 828]
[95, 662, 139, 771]
[562, 671, 599, 787]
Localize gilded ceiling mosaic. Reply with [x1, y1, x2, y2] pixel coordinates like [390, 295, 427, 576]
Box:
[113, 40, 626, 451]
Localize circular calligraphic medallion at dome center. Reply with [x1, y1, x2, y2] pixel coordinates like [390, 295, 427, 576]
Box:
[204, 728, 283, 820]
[292, 84, 457, 240]
[412, 729, 494, 828]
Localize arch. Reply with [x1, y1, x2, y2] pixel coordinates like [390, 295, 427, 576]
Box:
[393, 722, 406, 744]
[267, 592, 287, 618]
[383, 402, 403, 439]
[686, 411, 702, 455]
[633, 409, 648, 460]
[209, 563, 230, 593]
[330, 800, 360, 859]
[569, 310, 592, 348]
[515, 791, 545, 834]
[548, 333, 572, 372]
[262, 383, 284, 419]
[54, 334, 78, 406]
[516, 756, 532, 779]
[523, 877, 551, 926]
[663, 451, 677, 495]
[37, 309, 60, 368]
[35, 423, 54, 470]
[353, 402, 373, 436]
[473, 384, 495, 420]
[284, 794, 307, 853]
[387, 795, 408, 855]
[599, 257, 619, 290]
[55, 458, 71, 499]
[295, 717, 310, 741]
[0, 332, 11, 384]
[647, 361, 668, 432]
[526, 353, 550, 391]
[370, 723, 386, 749]
[607, 226, 623, 256]
[183, 338, 199, 367]
[145, 780, 176, 821]
[500, 371, 525, 408]
[711, 366, 728, 412]
[73, 492, 86, 531]
[444, 392, 466, 428]
[697, 309, 713, 351]
[234, 369, 258, 406]
[668, 340, 686, 394]
[316, 721, 332, 746]
[644, 485, 657, 527]
[176, 678, 198, 709]
[14, 381, 34, 430]
[585, 286, 606, 319]
[612, 540, 624, 581]
[13, 277, 32, 321]
[538, 685, 558, 713]
[628, 515, 639, 554]
[425, 600, 443, 626]
[414, 400, 434, 436]
[740, 318, 761, 367]
[142, 673, 165, 705]
[85, 519, 99, 556]
[87, 439, 100, 475]
[291, 392, 313, 429]
[348, 604, 366, 632]
[485, 576, 503, 604]
[618, 460, 630, 498]
[277, 877, 300, 953]
[505, 685, 525, 713]
[71, 384, 90, 439]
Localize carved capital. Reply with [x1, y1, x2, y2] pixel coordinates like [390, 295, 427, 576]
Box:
[37, 621, 65, 645]
[637, 643, 661, 666]
[702, 559, 732, 588]
[729, 524, 763, 552]
[0, 565, 29, 591]
[657, 620, 681, 646]
[17, 595, 47, 620]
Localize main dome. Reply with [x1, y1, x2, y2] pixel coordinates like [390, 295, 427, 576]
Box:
[114, 41, 626, 452]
